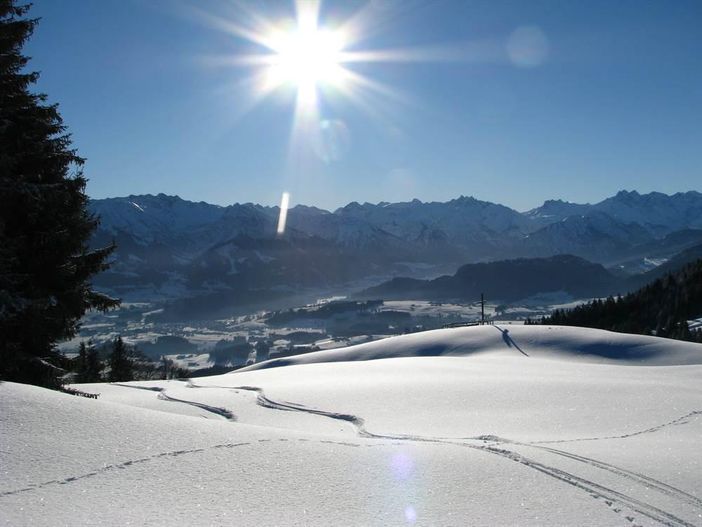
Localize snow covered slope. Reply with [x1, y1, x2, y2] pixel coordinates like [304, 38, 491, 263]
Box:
[3, 326, 702, 526]
[244, 324, 702, 370]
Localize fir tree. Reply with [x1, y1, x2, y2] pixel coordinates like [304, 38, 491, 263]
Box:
[75, 341, 89, 383]
[108, 337, 133, 382]
[160, 355, 171, 380]
[255, 340, 271, 362]
[0, 1, 119, 387]
[74, 339, 102, 383]
[84, 341, 102, 382]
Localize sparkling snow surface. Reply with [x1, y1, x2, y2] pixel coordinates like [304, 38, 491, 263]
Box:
[2, 326, 702, 526]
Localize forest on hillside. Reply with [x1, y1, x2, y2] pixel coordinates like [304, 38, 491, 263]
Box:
[542, 259, 702, 342]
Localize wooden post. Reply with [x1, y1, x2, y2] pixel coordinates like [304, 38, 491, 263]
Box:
[481, 293, 485, 325]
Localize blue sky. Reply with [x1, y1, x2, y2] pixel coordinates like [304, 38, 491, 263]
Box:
[25, 0, 702, 211]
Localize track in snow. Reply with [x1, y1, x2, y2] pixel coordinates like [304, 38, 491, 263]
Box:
[0, 442, 249, 498]
[531, 410, 702, 445]
[87, 380, 702, 526]
[112, 383, 236, 420]
[479, 445, 698, 527]
[186, 381, 701, 527]
[527, 444, 702, 509]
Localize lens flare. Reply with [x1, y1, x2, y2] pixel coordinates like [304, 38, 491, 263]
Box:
[506, 26, 549, 67]
[276, 192, 290, 235]
[312, 119, 351, 162]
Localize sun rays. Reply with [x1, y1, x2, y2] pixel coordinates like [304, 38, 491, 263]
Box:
[190, 1, 423, 138]
[183, 0, 547, 234]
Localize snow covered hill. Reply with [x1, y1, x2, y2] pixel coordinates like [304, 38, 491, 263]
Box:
[243, 324, 702, 370]
[3, 326, 702, 525]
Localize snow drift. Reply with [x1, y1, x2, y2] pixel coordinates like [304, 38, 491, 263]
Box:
[243, 324, 702, 370]
[2, 325, 701, 526]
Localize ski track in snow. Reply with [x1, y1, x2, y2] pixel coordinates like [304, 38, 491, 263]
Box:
[0, 436, 387, 499]
[526, 445, 702, 509]
[7, 380, 699, 526]
[112, 383, 237, 420]
[478, 446, 699, 527]
[531, 410, 702, 445]
[0, 442, 249, 498]
[184, 380, 702, 527]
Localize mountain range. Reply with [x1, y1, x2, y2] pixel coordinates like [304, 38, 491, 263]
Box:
[89, 190, 702, 318]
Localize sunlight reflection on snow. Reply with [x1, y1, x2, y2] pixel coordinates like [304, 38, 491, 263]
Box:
[404, 505, 417, 524]
[390, 451, 414, 481]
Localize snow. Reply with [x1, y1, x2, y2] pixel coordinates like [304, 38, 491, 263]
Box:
[90, 194, 226, 242]
[3, 325, 702, 526]
[596, 190, 702, 233]
[165, 352, 213, 370]
[245, 324, 702, 370]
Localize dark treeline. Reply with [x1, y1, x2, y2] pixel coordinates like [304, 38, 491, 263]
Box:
[0, 1, 118, 388]
[266, 300, 383, 325]
[543, 259, 702, 342]
[68, 337, 190, 383]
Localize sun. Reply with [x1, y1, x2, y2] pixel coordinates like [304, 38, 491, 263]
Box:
[189, 0, 470, 234]
[267, 27, 345, 95]
[194, 0, 414, 116]
[195, 0, 488, 121]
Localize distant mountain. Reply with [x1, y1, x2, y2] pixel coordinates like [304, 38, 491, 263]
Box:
[518, 212, 655, 263]
[525, 199, 591, 224]
[334, 196, 532, 258]
[626, 242, 702, 291]
[607, 229, 702, 275]
[527, 190, 702, 236]
[90, 194, 225, 241]
[88, 190, 702, 314]
[595, 190, 702, 236]
[357, 255, 620, 303]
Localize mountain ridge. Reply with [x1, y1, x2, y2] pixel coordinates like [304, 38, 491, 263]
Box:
[356, 254, 621, 303]
[88, 190, 702, 314]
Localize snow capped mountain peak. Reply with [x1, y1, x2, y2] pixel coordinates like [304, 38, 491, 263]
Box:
[452, 194, 477, 203]
[525, 199, 590, 222]
[614, 189, 640, 199]
[88, 190, 702, 302]
[596, 190, 702, 234]
[335, 201, 364, 214]
[90, 190, 702, 252]
[90, 194, 226, 242]
[289, 204, 331, 215]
